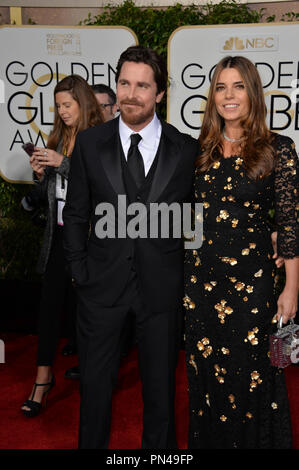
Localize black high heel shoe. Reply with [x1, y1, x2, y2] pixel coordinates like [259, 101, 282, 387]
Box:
[22, 376, 55, 418]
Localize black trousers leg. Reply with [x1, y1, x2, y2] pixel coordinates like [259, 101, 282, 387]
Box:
[36, 226, 75, 365]
[77, 296, 131, 449]
[77, 275, 181, 449]
[136, 305, 181, 449]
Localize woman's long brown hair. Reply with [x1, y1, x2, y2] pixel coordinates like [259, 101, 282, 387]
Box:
[47, 74, 103, 155]
[197, 56, 276, 180]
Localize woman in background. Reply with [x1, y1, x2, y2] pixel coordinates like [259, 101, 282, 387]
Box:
[21, 75, 103, 417]
[184, 56, 298, 448]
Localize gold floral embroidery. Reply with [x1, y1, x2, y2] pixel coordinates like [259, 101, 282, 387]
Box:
[254, 269, 263, 277]
[250, 370, 262, 392]
[215, 300, 234, 324]
[221, 347, 230, 355]
[183, 296, 195, 310]
[204, 281, 217, 291]
[235, 282, 245, 291]
[221, 257, 238, 266]
[214, 364, 227, 383]
[197, 338, 213, 358]
[189, 354, 198, 375]
[245, 327, 259, 345]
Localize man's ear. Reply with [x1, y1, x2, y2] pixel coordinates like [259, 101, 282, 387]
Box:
[156, 90, 165, 104]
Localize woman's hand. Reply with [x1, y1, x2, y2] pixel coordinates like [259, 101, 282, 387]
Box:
[33, 147, 64, 168]
[29, 154, 44, 180]
[271, 232, 284, 269]
[275, 257, 299, 324]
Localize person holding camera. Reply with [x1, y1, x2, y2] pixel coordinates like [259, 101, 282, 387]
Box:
[21, 75, 103, 417]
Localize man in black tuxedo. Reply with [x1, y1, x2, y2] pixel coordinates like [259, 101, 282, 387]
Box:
[63, 46, 198, 449]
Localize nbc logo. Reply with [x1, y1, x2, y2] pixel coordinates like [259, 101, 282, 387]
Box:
[221, 35, 278, 53]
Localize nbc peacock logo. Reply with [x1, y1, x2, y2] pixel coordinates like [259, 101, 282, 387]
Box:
[220, 35, 278, 53]
[223, 37, 245, 50]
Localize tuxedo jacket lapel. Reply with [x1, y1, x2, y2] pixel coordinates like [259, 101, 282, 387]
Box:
[96, 118, 181, 203]
[146, 123, 181, 204]
[96, 119, 126, 196]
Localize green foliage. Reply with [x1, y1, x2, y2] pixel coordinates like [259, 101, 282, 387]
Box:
[80, 0, 265, 58]
[0, 179, 42, 280]
[280, 11, 299, 22]
[27, 17, 37, 25]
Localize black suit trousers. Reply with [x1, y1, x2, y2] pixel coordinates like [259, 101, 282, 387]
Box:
[77, 272, 182, 449]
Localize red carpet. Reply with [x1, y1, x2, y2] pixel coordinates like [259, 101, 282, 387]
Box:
[0, 333, 298, 449]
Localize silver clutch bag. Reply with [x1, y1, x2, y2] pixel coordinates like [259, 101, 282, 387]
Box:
[269, 318, 299, 368]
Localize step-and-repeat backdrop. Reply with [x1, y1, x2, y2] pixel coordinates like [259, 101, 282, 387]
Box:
[0, 22, 298, 183]
[0, 26, 137, 183]
[168, 22, 299, 144]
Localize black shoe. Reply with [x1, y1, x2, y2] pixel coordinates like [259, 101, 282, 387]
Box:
[61, 342, 77, 356]
[22, 376, 55, 418]
[64, 365, 80, 380]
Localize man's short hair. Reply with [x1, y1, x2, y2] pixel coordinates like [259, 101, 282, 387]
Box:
[91, 84, 116, 105]
[115, 46, 168, 95]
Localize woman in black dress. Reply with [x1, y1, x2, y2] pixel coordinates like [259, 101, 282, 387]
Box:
[21, 75, 103, 417]
[184, 56, 298, 449]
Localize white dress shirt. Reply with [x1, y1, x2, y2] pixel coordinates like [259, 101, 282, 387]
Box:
[119, 113, 162, 176]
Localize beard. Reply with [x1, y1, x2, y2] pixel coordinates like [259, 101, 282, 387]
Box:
[119, 99, 155, 127]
